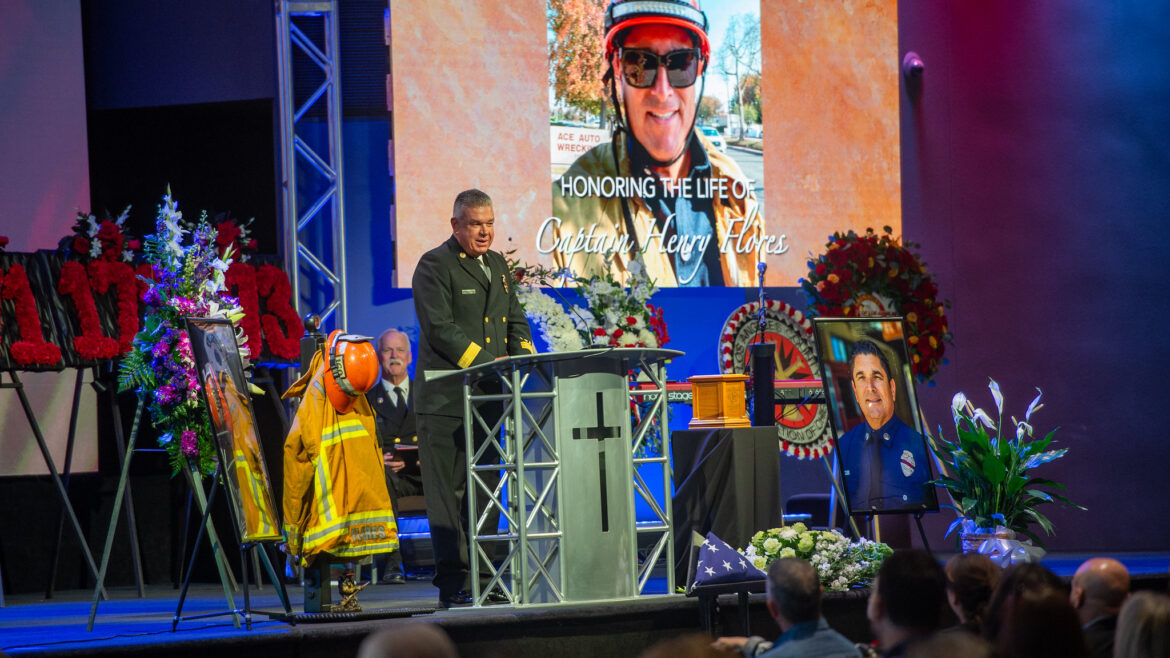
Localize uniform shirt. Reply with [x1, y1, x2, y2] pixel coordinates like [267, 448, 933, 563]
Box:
[380, 377, 410, 403]
[838, 415, 932, 513]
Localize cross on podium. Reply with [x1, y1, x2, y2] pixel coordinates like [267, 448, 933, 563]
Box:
[572, 391, 622, 532]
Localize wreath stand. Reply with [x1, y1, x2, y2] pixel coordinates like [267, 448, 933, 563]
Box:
[1, 368, 106, 603]
[44, 366, 147, 600]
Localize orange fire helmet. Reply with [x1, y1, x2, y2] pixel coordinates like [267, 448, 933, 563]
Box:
[323, 330, 379, 414]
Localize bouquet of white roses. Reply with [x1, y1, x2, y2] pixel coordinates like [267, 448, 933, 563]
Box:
[740, 523, 892, 591]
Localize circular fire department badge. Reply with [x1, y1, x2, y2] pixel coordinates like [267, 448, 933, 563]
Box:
[719, 300, 833, 459]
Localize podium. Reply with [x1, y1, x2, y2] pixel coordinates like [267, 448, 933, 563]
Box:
[429, 347, 682, 605]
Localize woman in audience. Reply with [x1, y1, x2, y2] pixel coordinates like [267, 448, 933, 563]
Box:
[996, 586, 1088, 658]
[944, 553, 1000, 636]
[981, 562, 1066, 644]
[1113, 591, 1170, 658]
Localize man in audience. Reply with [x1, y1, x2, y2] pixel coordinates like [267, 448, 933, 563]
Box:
[1069, 557, 1131, 658]
[712, 557, 860, 657]
[357, 623, 458, 658]
[866, 550, 947, 657]
[366, 328, 423, 584]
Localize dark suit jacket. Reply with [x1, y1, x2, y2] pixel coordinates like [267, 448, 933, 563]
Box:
[1082, 615, 1117, 658]
[411, 235, 534, 416]
[366, 383, 417, 454]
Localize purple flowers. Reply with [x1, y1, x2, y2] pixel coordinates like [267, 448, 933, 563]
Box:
[180, 430, 198, 456]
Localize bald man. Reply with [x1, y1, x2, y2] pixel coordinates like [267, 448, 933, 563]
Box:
[1069, 557, 1131, 658]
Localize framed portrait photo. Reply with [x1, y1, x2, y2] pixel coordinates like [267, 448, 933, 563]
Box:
[812, 317, 938, 516]
[186, 317, 282, 543]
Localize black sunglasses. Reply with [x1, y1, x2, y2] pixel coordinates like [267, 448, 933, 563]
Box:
[619, 48, 702, 89]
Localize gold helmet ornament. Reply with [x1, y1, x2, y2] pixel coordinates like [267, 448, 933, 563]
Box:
[323, 330, 379, 413]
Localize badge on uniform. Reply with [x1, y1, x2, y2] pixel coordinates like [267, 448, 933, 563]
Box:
[462, 289, 476, 295]
[900, 450, 916, 477]
[501, 273, 509, 293]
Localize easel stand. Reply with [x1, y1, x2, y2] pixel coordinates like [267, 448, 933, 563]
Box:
[1, 369, 105, 601]
[171, 463, 291, 631]
[48, 367, 146, 600]
[87, 398, 261, 631]
[818, 453, 862, 538]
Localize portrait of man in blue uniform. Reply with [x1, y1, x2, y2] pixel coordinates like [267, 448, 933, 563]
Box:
[835, 339, 934, 514]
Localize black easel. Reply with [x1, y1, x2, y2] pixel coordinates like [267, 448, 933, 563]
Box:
[44, 368, 85, 599]
[47, 366, 147, 599]
[1, 369, 105, 600]
[86, 398, 240, 631]
[913, 512, 933, 558]
[171, 464, 291, 631]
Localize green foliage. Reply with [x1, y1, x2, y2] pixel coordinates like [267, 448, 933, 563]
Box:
[931, 380, 1084, 547]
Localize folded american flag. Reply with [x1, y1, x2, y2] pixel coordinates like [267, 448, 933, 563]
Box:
[689, 531, 766, 588]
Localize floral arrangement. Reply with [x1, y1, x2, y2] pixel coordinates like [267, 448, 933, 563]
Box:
[208, 214, 259, 262]
[0, 236, 63, 367]
[932, 379, 1083, 548]
[800, 226, 950, 382]
[515, 282, 585, 351]
[507, 255, 669, 351]
[577, 260, 668, 348]
[741, 523, 892, 591]
[59, 207, 142, 264]
[118, 191, 246, 476]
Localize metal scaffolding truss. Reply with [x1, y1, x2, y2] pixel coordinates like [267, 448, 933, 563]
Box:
[275, 0, 348, 329]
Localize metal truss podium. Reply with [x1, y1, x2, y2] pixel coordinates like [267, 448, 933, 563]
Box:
[430, 347, 683, 606]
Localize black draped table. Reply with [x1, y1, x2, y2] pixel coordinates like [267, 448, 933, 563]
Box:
[671, 427, 782, 585]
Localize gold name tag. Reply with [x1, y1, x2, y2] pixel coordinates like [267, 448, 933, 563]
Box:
[462, 289, 476, 295]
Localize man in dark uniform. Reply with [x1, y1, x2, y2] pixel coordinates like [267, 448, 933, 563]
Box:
[365, 328, 422, 585]
[837, 340, 932, 513]
[412, 188, 535, 608]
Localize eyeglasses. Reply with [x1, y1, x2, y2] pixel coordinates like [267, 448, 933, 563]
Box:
[619, 48, 702, 89]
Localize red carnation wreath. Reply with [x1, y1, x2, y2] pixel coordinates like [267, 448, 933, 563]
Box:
[1, 262, 64, 367]
[254, 264, 303, 360]
[801, 226, 951, 382]
[58, 261, 120, 361]
[224, 262, 263, 358]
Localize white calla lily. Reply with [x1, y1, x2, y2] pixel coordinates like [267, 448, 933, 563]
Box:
[1025, 388, 1043, 422]
[972, 408, 996, 429]
[951, 392, 968, 424]
[989, 378, 1004, 416]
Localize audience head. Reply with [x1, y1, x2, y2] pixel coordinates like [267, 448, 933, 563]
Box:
[945, 553, 1001, 634]
[1070, 557, 1131, 624]
[868, 550, 947, 649]
[765, 557, 822, 630]
[982, 562, 1066, 643]
[1114, 591, 1170, 658]
[357, 624, 458, 658]
[996, 586, 1087, 658]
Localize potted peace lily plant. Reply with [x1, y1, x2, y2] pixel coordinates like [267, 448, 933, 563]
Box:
[931, 379, 1084, 554]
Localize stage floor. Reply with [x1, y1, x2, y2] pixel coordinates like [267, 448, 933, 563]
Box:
[2, 552, 1167, 657]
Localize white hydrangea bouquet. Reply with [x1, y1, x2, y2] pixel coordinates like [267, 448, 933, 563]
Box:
[740, 523, 892, 591]
[506, 254, 668, 352]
